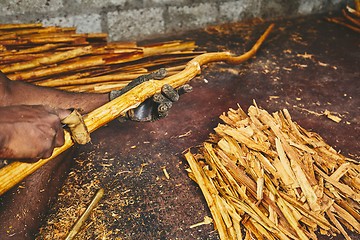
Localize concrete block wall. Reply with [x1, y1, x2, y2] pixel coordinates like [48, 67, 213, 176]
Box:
[0, 0, 345, 41]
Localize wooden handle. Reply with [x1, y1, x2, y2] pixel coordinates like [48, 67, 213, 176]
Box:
[0, 24, 274, 196]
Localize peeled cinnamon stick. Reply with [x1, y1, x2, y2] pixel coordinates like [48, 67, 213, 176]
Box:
[1, 46, 93, 74]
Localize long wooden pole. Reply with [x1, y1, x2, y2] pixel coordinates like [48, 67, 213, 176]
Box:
[0, 24, 274, 196]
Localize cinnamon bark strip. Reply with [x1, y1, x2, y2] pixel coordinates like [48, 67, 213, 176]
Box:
[0, 33, 17, 41]
[326, 17, 360, 33]
[34, 62, 186, 88]
[255, 108, 321, 212]
[326, 209, 352, 240]
[59, 81, 131, 93]
[0, 53, 50, 64]
[315, 166, 360, 202]
[0, 43, 65, 55]
[35, 72, 141, 87]
[0, 26, 75, 36]
[342, 9, 360, 27]
[347, 6, 360, 17]
[184, 151, 229, 240]
[65, 188, 104, 240]
[1, 46, 93, 73]
[23, 32, 107, 42]
[0, 23, 42, 30]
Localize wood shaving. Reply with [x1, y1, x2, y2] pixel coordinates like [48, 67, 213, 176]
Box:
[296, 53, 313, 59]
[162, 167, 170, 180]
[190, 216, 213, 228]
[324, 109, 342, 123]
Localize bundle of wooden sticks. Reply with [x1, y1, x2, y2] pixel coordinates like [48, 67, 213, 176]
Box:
[0, 23, 202, 93]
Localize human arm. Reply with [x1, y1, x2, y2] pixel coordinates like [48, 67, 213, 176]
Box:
[0, 69, 187, 161]
[0, 71, 107, 161]
[1, 69, 190, 120]
[0, 71, 108, 114]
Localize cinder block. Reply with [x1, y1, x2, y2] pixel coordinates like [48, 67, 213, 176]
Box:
[298, 0, 324, 14]
[260, 0, 299, 18]
[42, 13, 102, 33]
[107, 7, 165, 41]
[219, 0, 261, 22]
[144, 0, 191, 6]
[297, 0, 343, 15]
[72, 0, 126, 9]
[0, 0, 63, 16]
[166, 3, 218, 33]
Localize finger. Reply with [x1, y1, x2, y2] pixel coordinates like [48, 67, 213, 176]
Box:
[23, 157, 42, 163]
[42, 147, 55, 159]
[161, 84, 179, 102]
[151, 68, 167, 80]
[177, 84, 193, 95]
[36, 135, 56, 160]
[127, 99, 154, 122]
[36, 107, 66, 147]
[42, 105, 72, 123]
[157, 101, 172, 118]
[110, 68, 167, 100]
[55, 108, 73, 120]
[54, 126, 65, 147]
[153, 93, 167, 103]
[50, 113, 65, 147]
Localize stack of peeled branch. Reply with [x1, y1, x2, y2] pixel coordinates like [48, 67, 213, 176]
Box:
[326, 0, 360, 33]
[185, 104, 359, 240]
[0, 23, 202, 93]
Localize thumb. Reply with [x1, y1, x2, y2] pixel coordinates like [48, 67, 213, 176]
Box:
[53, 108, 73, 121]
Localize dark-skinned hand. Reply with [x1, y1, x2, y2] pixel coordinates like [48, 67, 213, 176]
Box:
[0, 105, 70, 162]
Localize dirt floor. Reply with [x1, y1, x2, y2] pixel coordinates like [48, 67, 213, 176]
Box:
[37, 14, 359, 239]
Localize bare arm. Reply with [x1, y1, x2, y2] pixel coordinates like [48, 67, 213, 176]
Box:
[0, 71, 108, 114]
[0, 71, 109, 160]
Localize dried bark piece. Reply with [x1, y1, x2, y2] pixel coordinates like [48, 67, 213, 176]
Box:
[256, 108, 321, 212]
[184, 151, 229, 240]
[2, 46, 93, 74]
[215, 124, 276, 157]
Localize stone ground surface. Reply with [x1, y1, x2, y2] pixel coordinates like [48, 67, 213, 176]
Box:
[37, 14, 359, 239]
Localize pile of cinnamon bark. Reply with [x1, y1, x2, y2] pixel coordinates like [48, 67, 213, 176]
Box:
[0, 23, 201, 93]
[185, 104, 359, 240]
